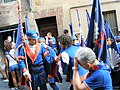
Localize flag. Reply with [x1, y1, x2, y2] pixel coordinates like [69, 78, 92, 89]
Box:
[76, 9, 85, 47]
[84, 10, 91, 46]
[105, 19, 120, 68]
[86, 10, 91, 30]
[14, 20, 23, 57]
[25, 15, 29, 32]
[69, 23, 74, 36]
[86, 0, 107, 61]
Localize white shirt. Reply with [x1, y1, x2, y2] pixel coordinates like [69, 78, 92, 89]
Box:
[28, 44, 36, 54]
[6, 49, 18, 67]
[61, 51, 69, 64]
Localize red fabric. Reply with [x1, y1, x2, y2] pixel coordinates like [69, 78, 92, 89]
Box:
[86, 65, 100, 78]
[18, 56, 25, 60]
[48, 61, 58, 78]
[24, 43, 40, 63]
[20, 76, 26, 86]
[43, 51, 49, 57]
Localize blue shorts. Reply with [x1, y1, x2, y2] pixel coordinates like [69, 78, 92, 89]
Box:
[9, 64, 19, 72]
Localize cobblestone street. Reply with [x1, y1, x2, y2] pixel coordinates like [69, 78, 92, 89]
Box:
[0, 75, 70, 90]
[0, 75, 119, 90]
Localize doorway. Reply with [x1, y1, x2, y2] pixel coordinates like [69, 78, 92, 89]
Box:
[0, 25, 17, 58]
[0, 23, 25, 58]
[36, 16, 58, 39]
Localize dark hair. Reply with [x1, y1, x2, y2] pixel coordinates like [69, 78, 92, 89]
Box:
[58, 34, 72, 46]
[63, 29, 69, 34]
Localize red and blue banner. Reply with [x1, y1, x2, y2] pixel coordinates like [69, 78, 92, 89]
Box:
[86, 0, 107, 61]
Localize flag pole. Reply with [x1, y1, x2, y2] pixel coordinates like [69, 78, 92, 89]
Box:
[86, 10, 90, 30]
[17, 0, 32, 90]
[18, 0, 23, 34]
[69, 9, 74, 36]
[76, 9, 84, 47]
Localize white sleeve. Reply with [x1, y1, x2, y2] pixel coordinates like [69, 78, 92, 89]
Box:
[61, 51, 69, 64]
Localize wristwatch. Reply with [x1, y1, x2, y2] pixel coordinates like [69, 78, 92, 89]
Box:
[72, 66, 78, 70]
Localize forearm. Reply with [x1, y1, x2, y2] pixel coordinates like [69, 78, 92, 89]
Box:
[73, 57, 86, 90]
[73, 69, 82, 90]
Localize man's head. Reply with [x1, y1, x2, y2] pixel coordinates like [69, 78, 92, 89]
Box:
[57, 34, 72, 50]
[26, 30, 39, 45]
[75, 47, 96, 70]
[47, 32, 52, 39]
[11, 42, 15, 49]
[75, 33, 80, 39]
[7, 36, 12, 42]
[71, 35, 80, 46]
[63, 29, 69, 35]
[38, 37, 45, 43]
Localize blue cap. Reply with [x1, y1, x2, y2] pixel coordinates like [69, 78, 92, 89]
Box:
[26, 30, 39, 39]
[71, 35, 77, 40]
[38, 37, 45, 42]
[114, 36, 120, 39]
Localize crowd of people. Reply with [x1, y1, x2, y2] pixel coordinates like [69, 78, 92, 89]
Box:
[0, 29, 120, 90]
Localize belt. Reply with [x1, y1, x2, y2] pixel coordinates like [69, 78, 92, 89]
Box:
[30, 64, 45, 74]
[31, 64, 43, 69]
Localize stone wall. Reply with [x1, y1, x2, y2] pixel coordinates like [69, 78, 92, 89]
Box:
[33, 6, 64, 35]
[0, 0, 30, 28]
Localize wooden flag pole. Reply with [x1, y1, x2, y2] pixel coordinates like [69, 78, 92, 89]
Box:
[17, 0, 32, 90]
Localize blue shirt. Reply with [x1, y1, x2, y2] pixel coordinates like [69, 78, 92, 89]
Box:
[84, 61, 112, 90]
[61, 45, 88, 79]
[48, 37, 57, 49]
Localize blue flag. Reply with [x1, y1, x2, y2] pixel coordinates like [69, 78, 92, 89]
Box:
[69, 23, 74, 36]
[85, 10, 91, 46]
[86, 0, 107, 61]
[76, 9, 85, 47]
[86, 10, 91, 30]
[14, 20, 23, 57]
[25, 15, 29, 32]
[105, 20, 120, 68]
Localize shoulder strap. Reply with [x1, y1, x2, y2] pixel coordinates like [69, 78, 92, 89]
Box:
[8, 52, 16, 60]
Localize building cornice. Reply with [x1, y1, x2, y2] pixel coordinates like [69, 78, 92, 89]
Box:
[70, 0, 120, 9]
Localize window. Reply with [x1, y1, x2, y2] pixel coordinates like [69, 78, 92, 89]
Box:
[4, 0, 16, 3]
[103, 10, 118, 35]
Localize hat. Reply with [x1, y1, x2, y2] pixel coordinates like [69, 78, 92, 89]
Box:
[115, 36, 120, 42]
[114, 36, 120, 39]
[71, 35, 77, 40]
[38, 37, 45, 42]
[26, 30, 39, 39]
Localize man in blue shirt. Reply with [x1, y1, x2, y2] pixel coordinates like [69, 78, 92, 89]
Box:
[38, 37, 62, 90]
[58, 34, 88, 90]
[73, 47, 112, 90]
[18, 30, 60, 90]
[45, 32, 58, 54]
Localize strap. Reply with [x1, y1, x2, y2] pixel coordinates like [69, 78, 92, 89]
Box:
[8, 52, 16, 60]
